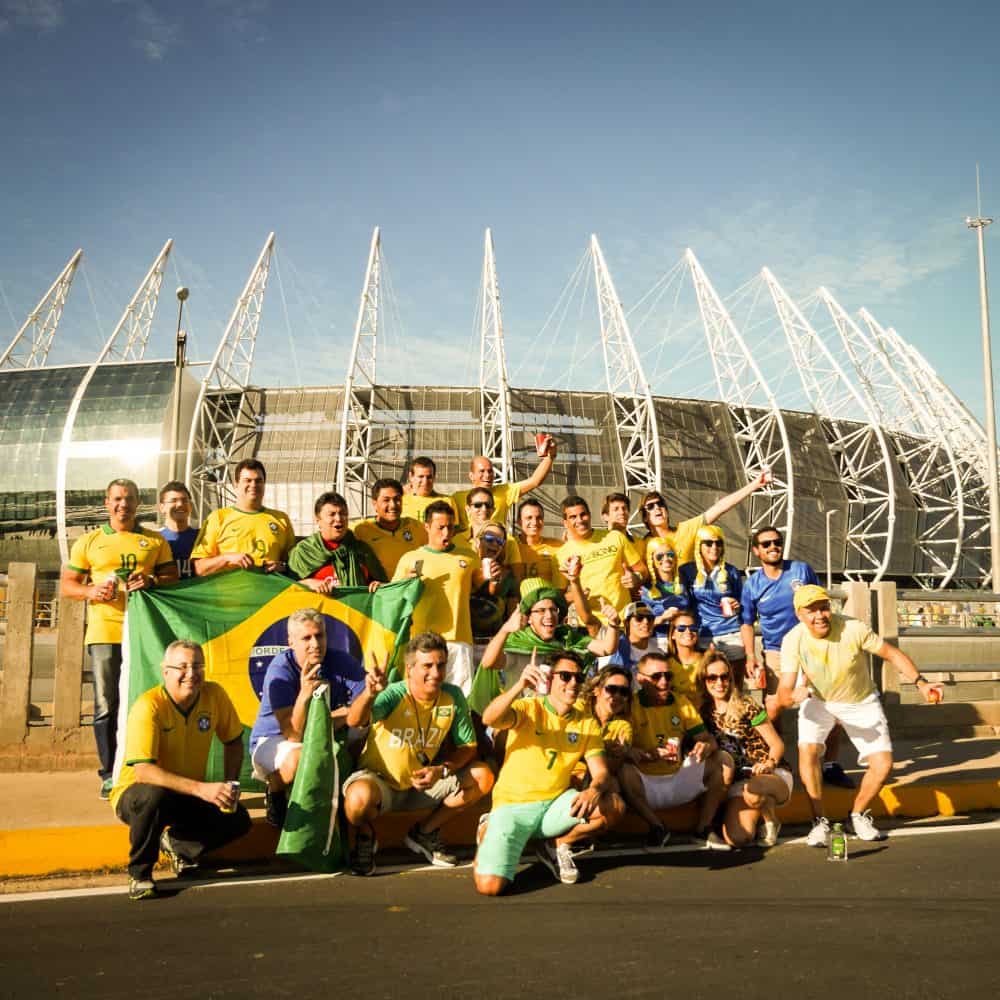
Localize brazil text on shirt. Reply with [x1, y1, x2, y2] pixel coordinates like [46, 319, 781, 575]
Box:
[740, 560, 819, 650]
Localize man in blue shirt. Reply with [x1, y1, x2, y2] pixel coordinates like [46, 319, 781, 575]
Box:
[250, 608, 367, 825]
[739, 526, 852, 788]
[158, 481, 199, 580]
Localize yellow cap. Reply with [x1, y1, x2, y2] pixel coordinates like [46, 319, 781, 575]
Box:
[793, 584, 831, 611]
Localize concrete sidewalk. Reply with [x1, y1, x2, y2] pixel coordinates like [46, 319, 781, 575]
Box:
[2, 736, 998, 879]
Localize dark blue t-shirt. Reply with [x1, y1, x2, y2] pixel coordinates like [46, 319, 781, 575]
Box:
[250, 647, 367, 750]
[159, 526, 199, 579]
[679, 561, 744, 641]
[740, 560, 819, 650]
[639, 583, 688, 637]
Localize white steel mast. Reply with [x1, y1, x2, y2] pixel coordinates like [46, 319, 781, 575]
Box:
[0, 249, 83, 369]
[762, 269, 895, 581]
[479, 228, 514, 484]
[590, 235, 661, 503]
[822, 290, 963, 589]
[185, 232, 275, 520]
[336, 227, 381, 519]
[687, 249, 795, 551]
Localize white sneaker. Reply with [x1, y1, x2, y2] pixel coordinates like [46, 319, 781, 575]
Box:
[807, 817, 830, 847]
[757, 819, 781, 847]
[536, 840, 579, 884]
[850, 810, 887, 841]
[691, 829, 732, 851]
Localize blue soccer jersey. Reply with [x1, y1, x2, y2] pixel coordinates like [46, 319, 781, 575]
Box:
[740, 560, 819, 650]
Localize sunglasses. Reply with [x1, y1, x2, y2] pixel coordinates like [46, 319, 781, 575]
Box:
[701, 539, 724, 547]
[553, 670, 583, 684]
[706, 673, 731, 683]
[631, 614, 654, 623]
[757, 538, 783, 549]
[603, 684, 631, 698]
[673, 623, 697, 633]
[481, 534, 504, 545]
[642, 670, 673, 683]
[643, 501, 666, 512]
[470, 501, 494, 510]
[654, 551, 676, 560]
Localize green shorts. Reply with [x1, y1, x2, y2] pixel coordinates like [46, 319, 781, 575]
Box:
[475, 790, 582, 882]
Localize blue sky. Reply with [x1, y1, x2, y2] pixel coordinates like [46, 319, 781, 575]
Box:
[2, 0, 999, 420]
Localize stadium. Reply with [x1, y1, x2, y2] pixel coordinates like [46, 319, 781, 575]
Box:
[0, 228, 992, 590]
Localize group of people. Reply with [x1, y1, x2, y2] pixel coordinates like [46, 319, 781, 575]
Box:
[60, 446, 943, 900]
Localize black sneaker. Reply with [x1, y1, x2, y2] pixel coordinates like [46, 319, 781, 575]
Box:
[350, 830, 377, 876]
[645, 825, 671, 851]
[404, 824, 458, 867]
[128, 878, 157, 901]
[159, 830, 197, 876]
[265, 787, 288, 828]
[823, 762, 856, 789]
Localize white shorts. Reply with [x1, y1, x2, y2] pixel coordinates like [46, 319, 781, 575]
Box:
[798, 693, 892, 762]
[728, 767, 794, 802]
[638, 757, 706, 810]
[250, 736, 302, 781]
[446, 641, 475, 695]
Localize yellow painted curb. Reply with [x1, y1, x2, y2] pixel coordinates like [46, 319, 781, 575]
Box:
[0, 824, 128, 878]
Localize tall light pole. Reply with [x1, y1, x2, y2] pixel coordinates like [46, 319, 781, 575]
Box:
[825, 508, 839, 590]
[169, 287, 189, 482]
[967, 167, 1000, 591]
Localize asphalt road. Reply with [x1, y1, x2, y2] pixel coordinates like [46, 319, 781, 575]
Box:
[1, 824, 998, 1000]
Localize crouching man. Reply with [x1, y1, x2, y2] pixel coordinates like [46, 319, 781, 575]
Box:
[474, 650, 625, 894]
[344, 631, 494, 875]
[111, 640, 251, 900]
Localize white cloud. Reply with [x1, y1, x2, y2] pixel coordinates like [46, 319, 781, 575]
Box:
[0, 0, 65, 31]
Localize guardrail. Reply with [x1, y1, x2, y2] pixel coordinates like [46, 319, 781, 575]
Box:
[0, 573, 60, 630]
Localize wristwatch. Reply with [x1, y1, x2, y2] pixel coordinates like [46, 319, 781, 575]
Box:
[440, 763, 452, 779]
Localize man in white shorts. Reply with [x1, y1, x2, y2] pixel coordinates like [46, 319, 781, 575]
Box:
[778, 585, 943, 846]
[618, 651, 731, 850]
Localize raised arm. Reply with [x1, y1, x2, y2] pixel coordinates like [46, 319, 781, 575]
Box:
[703, 470, 768, 525]
[515, 438, 557, 495]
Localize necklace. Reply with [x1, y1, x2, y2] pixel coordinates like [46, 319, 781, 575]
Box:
[407, 689, 440, 766]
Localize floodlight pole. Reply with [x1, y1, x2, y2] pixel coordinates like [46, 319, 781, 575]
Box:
[170, 287, 189, 482]
[825, 508, 839, 590]
[967, 209, 1000, 589]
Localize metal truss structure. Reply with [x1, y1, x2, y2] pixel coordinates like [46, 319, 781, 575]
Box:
[336, 227, 380, 519]
[55, 240, 174, 562]
[590, 235, 661, 503]
[686, 250, 795, 550]
[479, 229, 514, 484]
[821, 290, 963, 589]
[185, 233, 276, 520]
[865, 313, 990, 587]
[0, 249, 83, 369]
[763, 270, 895, 580]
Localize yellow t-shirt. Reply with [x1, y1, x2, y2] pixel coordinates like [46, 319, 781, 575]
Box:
[400, 493, 456, 523]
[630, 691, 706, 776]
[67, 524, 176, 645]
[492, 697, 604, 807]
[453, 482, 522, 532]
[779, 614, 883, 703]
[109, 681, 243, 810]
[350, 517, 427, 577]
[453, 528, 522, 569]
[190, 506, 296, 568]
[637, 514, 705, 567]
[571, 713, 633, 777]
[392, 544, 477, 643]
[517, 536, 565, 585]
[358, 680, 476, 791]
[667, 652, 709, 700]
[557, 529, 642, 616]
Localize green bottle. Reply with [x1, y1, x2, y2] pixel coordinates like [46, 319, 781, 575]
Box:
[828, 822, 848, 862]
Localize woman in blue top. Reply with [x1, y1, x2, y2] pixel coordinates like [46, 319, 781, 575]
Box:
[679, 525, 746, 682]
[639, 536, 688, 652]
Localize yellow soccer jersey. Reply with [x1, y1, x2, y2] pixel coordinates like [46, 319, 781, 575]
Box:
[392, 545, 477, 643]
[631, 691, 706, 776]
[557, 530, 642, 616]
[110, 681, 243, 810]
[453, 482, 522, 532]
[492, 697, 604, 807]
[358, 680, 476, 791]
[67, 525, 175, 645]
[571, 713, 632, 776]
[400, 492, 456, 523]
[780, 614, 882, 704]
[351, 517, 427, 577]
[637, 515, 705, 568]
[667, 653, 709, 700]
[190, 506, 295, 568]
[517, 536, 565, 586]
[453, 528, 522, 569]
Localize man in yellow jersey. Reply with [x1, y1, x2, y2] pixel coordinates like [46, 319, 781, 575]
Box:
[111, 640, 250, 900]
[453, 487, 523, 567]
[557, 495, 647, 619]
[618, 651, 731, 850]
[191, 459, 295, 576]
[352, 478, 427, 577]
[474, 649, 624, 893]
[61, 478, 178, 799]
[452, 436, 556, 532]
[344, 632, 493, 875]
[392, 500, 483, 693]
[636, 471, 769, 565]
[515, 498, 563, 585]
[400, 456, 456, 523]
[601, 492, 636, 540]
[779, 585, 943, 847]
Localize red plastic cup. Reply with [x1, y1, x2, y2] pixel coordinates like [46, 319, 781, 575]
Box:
[535, 433, 551, 456]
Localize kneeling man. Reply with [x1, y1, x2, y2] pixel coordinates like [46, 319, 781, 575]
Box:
[344, 632, 494, 875]
[111, 639, 251, 900]
[475, 650, 625, 894]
